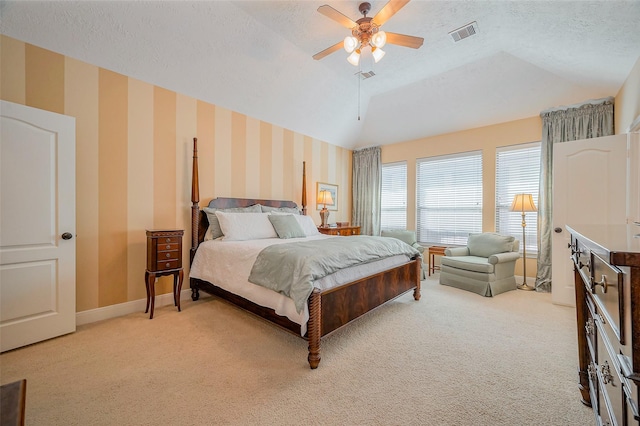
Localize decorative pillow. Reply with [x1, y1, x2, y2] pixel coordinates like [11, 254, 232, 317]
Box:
[260, 205, 300, 215]
[467, 233, 515, 258]
[294, 214, 321, 237]
[214, 211, 278, 241]
[267, 214, 306, 239]
[203, 204, 261, 240]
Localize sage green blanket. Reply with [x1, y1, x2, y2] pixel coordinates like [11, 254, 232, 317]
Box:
[248, 236, 421, 313]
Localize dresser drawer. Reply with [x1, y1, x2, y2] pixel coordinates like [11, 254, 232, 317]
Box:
[591, 251, 625, 344]
[596, 323, 625, 424]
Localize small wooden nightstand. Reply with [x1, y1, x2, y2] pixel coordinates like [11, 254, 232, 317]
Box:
[428, 245, 447, 276]
[318, 225, 361, 236]
[145, 229, 184, 319]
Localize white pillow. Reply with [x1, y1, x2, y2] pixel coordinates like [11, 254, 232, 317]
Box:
[294, 215, 321, 236]
[215, 211, 278, 241]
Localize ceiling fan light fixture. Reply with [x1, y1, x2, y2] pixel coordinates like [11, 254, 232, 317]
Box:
[371, 46, 385, 63]
[347, 49, 361, 66]
[371, 30, 387, 48]
[343, 36, 358, 53]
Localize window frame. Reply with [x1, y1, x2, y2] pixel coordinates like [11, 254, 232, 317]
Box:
[381, 161, 408, 231]
[416, 151, 483, 246]
[495, 141, 541, 256]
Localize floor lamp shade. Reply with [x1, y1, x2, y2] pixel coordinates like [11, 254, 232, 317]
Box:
[510, 193, 537, 291]
[317, 190, 334, 227]
[510, 193, 537, 213]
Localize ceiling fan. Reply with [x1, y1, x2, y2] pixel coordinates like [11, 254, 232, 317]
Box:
[312, 0, 424, 66]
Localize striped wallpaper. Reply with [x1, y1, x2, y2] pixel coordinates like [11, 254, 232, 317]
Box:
[0, 35, 352, 311]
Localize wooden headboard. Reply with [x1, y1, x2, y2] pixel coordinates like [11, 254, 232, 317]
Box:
[190, 137, 307, 262]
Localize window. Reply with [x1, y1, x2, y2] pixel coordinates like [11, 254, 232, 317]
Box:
[381, 161, 407, 230]
[416, 151, 482, 245]
[495, 142, 541, 255]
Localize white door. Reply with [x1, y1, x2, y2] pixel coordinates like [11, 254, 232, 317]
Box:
[552, 134, 627, 306]
[0, 100, 76, 352]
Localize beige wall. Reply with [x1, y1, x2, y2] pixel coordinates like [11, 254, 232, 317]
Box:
[0, 35, 352, 312]
[615, 56, 640, 133]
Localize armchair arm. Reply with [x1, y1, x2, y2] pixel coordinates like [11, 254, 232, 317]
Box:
[488, 252, 521, 264]
[445, 247, 469, 257]
[411, 242, 424, 254]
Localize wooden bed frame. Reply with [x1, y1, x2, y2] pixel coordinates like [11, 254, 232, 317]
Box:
[189, 138, 421, 368]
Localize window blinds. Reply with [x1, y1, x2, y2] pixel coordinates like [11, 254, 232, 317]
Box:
[495, 143, 541, 254]
[381, 161, 407, 230]
[416, 151, 482, 245]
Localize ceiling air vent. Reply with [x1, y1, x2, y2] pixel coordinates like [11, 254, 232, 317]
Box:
[356, 70, 376, 80]
[449, 21, 478, 43]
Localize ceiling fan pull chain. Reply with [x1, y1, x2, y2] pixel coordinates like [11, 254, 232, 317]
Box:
[358, 69, 361, 121]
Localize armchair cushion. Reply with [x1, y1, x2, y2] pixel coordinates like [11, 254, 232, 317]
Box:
[467, 233, 515, 258]
[441, 256, 495, 274]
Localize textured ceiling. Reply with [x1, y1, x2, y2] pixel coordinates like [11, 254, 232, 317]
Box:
[1, 1, 639, 149]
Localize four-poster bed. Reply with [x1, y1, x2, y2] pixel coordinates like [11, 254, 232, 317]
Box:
[188, 138, 421, 368]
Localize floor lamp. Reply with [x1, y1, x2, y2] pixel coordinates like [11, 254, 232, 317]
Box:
[510, 193, 537, 291]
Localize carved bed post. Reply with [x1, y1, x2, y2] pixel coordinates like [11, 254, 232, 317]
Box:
[413, 257, 421, 300]
[191, 137, 200, 301]
[301, 161, 307, 216]
[307, 288, 321, 369]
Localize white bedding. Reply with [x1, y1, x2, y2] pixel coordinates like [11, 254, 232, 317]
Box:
[189, 234, 411, 335]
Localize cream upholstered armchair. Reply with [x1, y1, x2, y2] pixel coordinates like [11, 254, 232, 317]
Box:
[380, 230, 425, 279]
[439, 232, 520, 296]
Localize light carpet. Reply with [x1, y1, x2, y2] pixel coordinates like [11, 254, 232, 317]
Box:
[0, 278, 593, 425]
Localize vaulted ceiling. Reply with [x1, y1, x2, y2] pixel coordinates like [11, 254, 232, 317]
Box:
[2, 1, 639, 149]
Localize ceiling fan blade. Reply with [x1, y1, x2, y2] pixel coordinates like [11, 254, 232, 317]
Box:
[317, 5, 357, 29]
[313, 41, 344, 60]
[385, 32, 424, 49]
[372, 0, 411, 26]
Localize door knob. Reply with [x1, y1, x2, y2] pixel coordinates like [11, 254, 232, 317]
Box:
[554, 227, 563, 233]
[61, 232, 73, 240]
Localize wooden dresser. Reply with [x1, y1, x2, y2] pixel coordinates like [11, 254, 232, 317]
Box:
[568, 224, 640, 425]
[318, 225, 360, 236]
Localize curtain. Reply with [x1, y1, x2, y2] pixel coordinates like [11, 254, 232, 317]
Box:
[536, 97, 614, 292]
[352, 146, 381, 236]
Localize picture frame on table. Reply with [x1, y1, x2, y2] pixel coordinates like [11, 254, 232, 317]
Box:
[316, 182, 338, 211]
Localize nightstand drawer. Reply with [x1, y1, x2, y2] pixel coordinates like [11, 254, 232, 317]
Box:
[156, 259, 180, 271]
[158, 236, 181, 245]
[158, 242, 180, 251]
[157, 249, 179, 260]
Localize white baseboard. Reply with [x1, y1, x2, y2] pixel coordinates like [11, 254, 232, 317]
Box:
[76, 289, 198, 326]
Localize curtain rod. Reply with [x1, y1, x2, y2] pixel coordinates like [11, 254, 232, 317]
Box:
[540, 96, 614, 114]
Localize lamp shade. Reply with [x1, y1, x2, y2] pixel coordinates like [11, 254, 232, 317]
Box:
[371, 47, 385, 63]
[371, 30, 387, 48]
[343, 36, 358, 53]
[317, 190, 334, 206]
[347, 49, 361, 66]
[510, 193, 537, 212]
